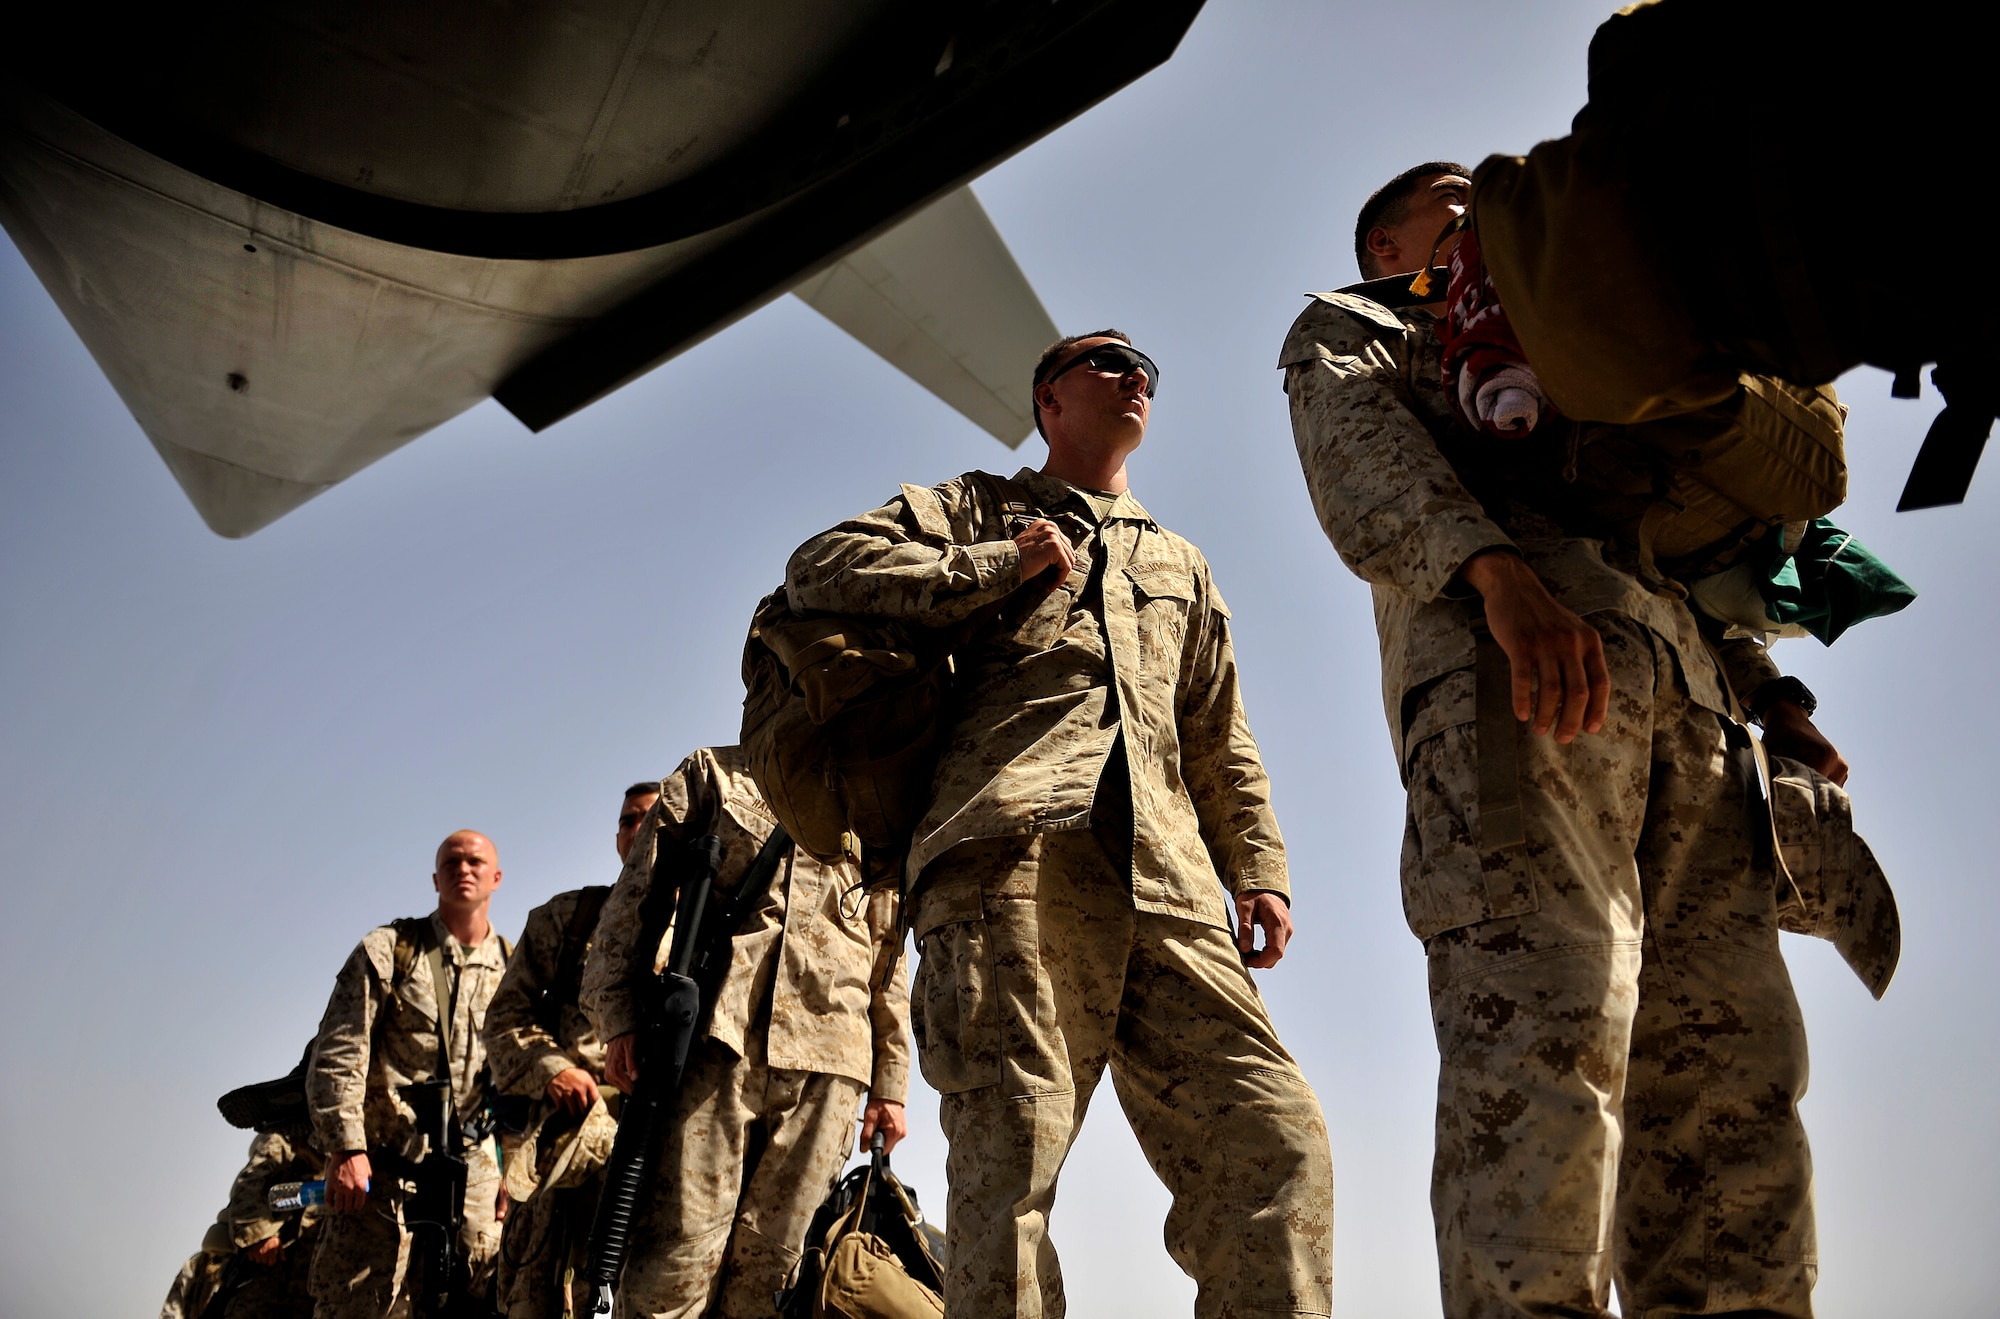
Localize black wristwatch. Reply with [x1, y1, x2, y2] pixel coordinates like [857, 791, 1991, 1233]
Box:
[1746, 676, 1818, 725]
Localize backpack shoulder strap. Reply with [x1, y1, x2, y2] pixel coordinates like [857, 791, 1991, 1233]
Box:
[540, 885, 613, 1035]
[386, 916, 434, 999]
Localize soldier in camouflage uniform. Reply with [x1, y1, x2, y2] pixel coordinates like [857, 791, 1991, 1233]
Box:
[580, 746, 910, 1319]
[1280, 164, 1898, 1319]
[305, 830, 512, 1319]
[785, 333, 1336, 1318]
[161, 1126, 324, 1319]
[484, 783, 659, 1319]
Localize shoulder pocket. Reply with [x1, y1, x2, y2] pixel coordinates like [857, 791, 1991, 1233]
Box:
[899, 483, 955, 546]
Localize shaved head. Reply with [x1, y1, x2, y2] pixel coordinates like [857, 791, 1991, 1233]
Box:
[432, 829, 503, 939]
[435, 829, 496, 871]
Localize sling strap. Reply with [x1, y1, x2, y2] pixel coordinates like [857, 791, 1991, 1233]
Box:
[1470, 620, 1526, 852]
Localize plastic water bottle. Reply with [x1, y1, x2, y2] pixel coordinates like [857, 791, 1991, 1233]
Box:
[267, 1179, 345, 1212]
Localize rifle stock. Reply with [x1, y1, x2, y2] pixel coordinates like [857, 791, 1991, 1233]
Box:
[583, 833, 724, 1316]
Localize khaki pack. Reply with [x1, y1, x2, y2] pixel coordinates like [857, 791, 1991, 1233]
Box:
[779, 1151, 946, 1319]
[1466, 134, 1851, 574]
[1547, 373, 1848, 578]
[740, 473, 1042, 881]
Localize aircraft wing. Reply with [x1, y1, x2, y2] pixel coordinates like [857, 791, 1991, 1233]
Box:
[795, 187, 1055, 448]
[1, 1, 1201, 537]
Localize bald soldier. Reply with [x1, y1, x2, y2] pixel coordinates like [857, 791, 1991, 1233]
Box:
[786, 332, 1335, 1316]
[304, 830, 513, 1318]
[484, 784, 659, 1319]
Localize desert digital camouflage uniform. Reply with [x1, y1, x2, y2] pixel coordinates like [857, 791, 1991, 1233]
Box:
[305, 913, 509, 1319]
[161, 1128, 324, 1319]
[579, 745, 910, 1319]
[484, 886, 615, 1319]
[787, 469, 1335, 1318]
[1281, 293, 1897, 1318]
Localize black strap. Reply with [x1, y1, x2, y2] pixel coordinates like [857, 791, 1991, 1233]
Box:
[704, 825, 794, 948]
[1896, 364, 1997, 510]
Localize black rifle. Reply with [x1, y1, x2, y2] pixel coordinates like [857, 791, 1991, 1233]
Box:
[392, 1076, 473, 1319]
[583, 826, 791, 1316]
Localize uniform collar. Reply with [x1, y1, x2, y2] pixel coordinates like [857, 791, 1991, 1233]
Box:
[430, 911, 504, 967]
[1011, 467, 1155, 527]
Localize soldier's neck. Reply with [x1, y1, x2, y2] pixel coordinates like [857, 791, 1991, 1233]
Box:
[1041, 446, 1133, 495]
[435, 904, 492, 948]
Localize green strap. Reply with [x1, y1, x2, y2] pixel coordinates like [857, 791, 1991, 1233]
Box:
[425, 940, 455, 1100]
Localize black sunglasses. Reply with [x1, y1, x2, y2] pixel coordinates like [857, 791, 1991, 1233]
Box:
[1038, 343, 1160, 398]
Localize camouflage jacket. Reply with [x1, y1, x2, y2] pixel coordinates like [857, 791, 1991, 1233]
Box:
[785, 467, 1286, 929]
[1279, 294, 1782, 769]
[225, 1128, 324, 1249]
[482, 887, 610, 1098]
[580, 746, 911, 1102]
[306, 912, 509, 1159]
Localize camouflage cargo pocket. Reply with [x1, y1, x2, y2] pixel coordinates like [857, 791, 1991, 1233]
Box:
[910, 918, 1002, 1094]
[1401, 722, 1540, 941]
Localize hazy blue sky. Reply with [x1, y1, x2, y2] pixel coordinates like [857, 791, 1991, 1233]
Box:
[3, 4, 1992, 1316]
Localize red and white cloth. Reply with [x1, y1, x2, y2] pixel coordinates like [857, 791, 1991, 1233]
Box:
[1440, 223, 1554, 436]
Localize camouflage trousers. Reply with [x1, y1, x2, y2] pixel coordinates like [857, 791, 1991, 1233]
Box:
[613, 1033, 866, 1319]
[497, 1177, 600, 1319]
[1404, 615, 1814, 1319]
[307, 1144, 503, 1319]
[911, 827, 1336, 1318]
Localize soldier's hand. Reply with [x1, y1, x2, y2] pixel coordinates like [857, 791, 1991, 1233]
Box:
[1236, 891, 1293, 968]
[1760, 700, 1850, 785]
[546, 1066, 601, 1117]
[244, 1237, 285, 1266]
[859, 1098, 908, 1155]
[328, 1150, 372, 1213]
[605, 1033, 640, 1092]
[1014, 519, 1076, 585]
[495, 1185, 511, 1223]
[1460, 549, 1610, 742]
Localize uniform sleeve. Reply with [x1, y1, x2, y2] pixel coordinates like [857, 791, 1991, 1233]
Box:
[864, 891, 912, 1103]
[580, 765, 702, 1043]
[306, 937, 389, 1156]
[1176, 564, 1290, 901]
[225, 1131, 298, 1248]
[1715, 636, 1784, 707]
[1282, 301, 1514, 603]
[481, 900, 577, 1098]
[786, 480, 1023, 624]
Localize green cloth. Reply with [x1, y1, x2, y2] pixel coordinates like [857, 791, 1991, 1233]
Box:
[1757, 518, 1917, 644]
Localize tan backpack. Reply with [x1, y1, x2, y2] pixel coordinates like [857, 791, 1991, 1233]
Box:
[1539, 372, 1848, 579]
[740, 472, 1047, 884]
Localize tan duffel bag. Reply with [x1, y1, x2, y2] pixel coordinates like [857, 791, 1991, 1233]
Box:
[778, 1137, 946, 1319]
